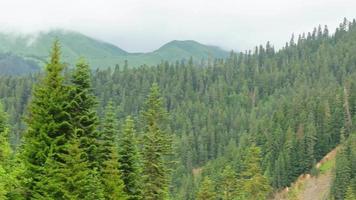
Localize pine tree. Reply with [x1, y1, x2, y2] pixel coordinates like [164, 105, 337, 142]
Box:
[68, 58, 99, 169]
[21, 40, 72, 198]
[196, 177, 217, 200]
[118, 116, 143, 200]
[100, 101, 128, 200]
[141, 83, 173, 200]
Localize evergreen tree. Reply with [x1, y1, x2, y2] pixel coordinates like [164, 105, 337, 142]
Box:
[344, 186, 356, 200]
[118, 116, 143, 200]
[141, 83, 173, 200]
[239, 145, 271, 200]
[56, 136, 105, 200]
[218, 165, 238, 200]
[196, 177, 217, 200]
[0, 102, 11, 199]
[333, 145, 352, 200]
[100, 101, 128, 200]
[68, 59, 99, 169]
[102, 145, 128, 200]
[21, 40, 72, 198]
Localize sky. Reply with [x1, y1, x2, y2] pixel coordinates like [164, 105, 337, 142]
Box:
[0, 0, 355, 52]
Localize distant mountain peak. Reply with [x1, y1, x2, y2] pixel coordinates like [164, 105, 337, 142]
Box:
[0, 30, 229, 74]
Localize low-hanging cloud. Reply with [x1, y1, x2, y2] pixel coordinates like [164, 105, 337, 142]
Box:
[0, 0, 355, 52]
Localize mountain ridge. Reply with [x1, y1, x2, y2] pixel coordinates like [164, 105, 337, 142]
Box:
[0, 29, 229, 74]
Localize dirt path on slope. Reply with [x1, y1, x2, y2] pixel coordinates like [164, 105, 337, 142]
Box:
[272, 147, 338, 200]
[299, 170, 332, 200]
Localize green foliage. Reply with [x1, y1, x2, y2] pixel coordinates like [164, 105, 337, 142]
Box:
[21, 40, 72, 198]
[218, 165, 238, 200]
[102, 147, 128, 200]
[141, 83, 173, 200]
[100, 101, 128, 200]
[118, 116, 143, 200]
[0, 30, 228, 69]
[332, 133, 356, 199]
[69, 58, 99, 169]
[56, 137, 105, 200]
[1, 18, 356, 199]
[238, 145, 272, 200]
[196, 177, 217, 200]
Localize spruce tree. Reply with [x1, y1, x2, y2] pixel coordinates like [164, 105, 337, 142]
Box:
[196, 177, 217, 200]
[333, 145, 352, 200]
[141, 83, 173, 200]
[68, 59, 99, 169]
[344, 186, 356, 200]
[218, 165, 238, 200]
[118, 116, 143, 200]
[56, 136, 105, 200]
[100, 101, 128, 200]
[21, 40, 72, 198]
[239, 145, 271, 200]
[0, 102, 11, 199]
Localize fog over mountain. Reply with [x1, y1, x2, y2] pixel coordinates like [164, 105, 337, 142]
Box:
[1, 0, 355, 52]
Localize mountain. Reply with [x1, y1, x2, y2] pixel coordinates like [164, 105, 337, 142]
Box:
[0, 30, 229, 74]
[0, 53, 40, 75]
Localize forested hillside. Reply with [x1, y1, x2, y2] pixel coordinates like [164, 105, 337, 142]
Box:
[1, 18, 356, 199]
[0, 30, 228, 73]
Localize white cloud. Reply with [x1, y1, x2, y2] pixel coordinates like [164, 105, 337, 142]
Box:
[0, 0, 355, 52]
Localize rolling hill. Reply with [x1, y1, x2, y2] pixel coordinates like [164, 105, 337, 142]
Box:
[0, 30, 229, 74]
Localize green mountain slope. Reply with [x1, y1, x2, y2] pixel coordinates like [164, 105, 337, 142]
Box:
[0, 30, 229, 72]
[0, 53, 40, 75]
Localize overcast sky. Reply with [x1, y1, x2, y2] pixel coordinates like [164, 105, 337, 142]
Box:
[0, 0, 355, 52]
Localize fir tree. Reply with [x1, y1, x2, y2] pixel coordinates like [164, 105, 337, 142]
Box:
[239, 145, 271, 200]
[68, 59, 99, 169]
[56, 135, 105, 200]
[21, 40, 72, 198]
[196, 177, 217, 200]
[218, 165, 238, 200]
[332, 145, 352, 200]
[141, 83, 173, 200]
[0, 102, 11, 199]
[118, 116, 143, 200]
[100, 101, 128, 200]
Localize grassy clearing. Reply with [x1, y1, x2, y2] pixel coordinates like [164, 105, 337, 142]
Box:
[318, 157, 335, 175]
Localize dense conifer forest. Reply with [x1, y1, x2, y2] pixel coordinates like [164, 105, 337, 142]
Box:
[1, 18, 356, 199]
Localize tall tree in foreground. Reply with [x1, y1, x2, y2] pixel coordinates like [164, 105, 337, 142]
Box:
[54, 59, 105, 199]
[118, 116, 143, 200]
[21, 40, 72, 198]
[68, 59, 99, 169]
[100, 101, 128, 200]
[141, 83, 173, 200]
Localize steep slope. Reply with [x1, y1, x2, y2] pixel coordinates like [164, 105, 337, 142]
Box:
[272, 147, 339, 200]
[0, 30, 229, 71]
